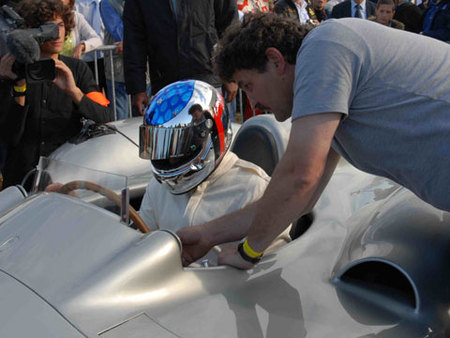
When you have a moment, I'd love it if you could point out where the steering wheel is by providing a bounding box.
[57,180,150,233]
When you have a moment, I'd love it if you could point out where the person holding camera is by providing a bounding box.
[0,0,113,189]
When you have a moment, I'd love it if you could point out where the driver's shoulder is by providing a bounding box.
[232,158,270,181]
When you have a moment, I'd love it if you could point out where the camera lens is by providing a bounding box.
[26,59,55,83]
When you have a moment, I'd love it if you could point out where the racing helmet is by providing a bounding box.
[139,80,232,194]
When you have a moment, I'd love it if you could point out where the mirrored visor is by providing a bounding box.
[139,124,204,160]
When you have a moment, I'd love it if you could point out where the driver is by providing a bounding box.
[139,80,290,264]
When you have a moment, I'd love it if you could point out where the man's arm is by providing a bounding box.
[177,201,261,266]
[0,54,25,107]
[303,146,340,214]
[73,13,102,58]
[218,112,341,269]
[54,59,113,123]
[0,54,29,146]
[53,59,84,104]
[178,112,341,266]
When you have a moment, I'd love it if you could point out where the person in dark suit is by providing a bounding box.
[123,0,238,116]
[331,0,376,18]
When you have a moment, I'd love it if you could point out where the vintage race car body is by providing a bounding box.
[0,116,448,337]
[47,117,152,205]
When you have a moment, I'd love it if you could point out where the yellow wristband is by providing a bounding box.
[243,238,263,258]
[13,83,26,93]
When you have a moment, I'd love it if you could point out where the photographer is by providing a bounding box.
[0,0,112,189]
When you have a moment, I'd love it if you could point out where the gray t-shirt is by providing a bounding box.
[292,18,450,211]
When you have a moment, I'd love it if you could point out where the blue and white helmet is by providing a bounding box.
[139,80,232,194]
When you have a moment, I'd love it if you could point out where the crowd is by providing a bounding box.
[0,0,449,268]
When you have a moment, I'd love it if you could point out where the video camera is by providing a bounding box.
[0,5,58,83]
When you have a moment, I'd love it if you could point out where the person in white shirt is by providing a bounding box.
[61,0,102,59]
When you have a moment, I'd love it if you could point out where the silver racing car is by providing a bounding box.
[0,115,448,337]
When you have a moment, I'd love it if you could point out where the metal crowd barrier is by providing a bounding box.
[85,45,132,121]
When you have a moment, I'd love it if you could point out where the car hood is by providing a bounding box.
[0,269,84,337]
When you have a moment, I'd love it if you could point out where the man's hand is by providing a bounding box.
[115,41,123,55]
[177,225,215,266]
[0,53,18,80]
[222,81,238,103]
[218,245,255,270]
[53,59,84,104]
[44,182,64,192]
[132,92,149,116]
[71,43,86,59]
[45,182,78,197]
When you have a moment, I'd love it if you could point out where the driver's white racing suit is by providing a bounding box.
[139,152,291,261]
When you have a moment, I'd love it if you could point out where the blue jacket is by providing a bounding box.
[422,0,450,42]
[100,0,123,42]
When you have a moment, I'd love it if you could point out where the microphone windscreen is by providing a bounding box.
[32,22,59,44]
[6,29,40,64]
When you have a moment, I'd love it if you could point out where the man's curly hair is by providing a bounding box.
[213,13,312,82]
[15,0,74,37]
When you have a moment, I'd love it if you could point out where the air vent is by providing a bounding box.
[290,212,314,240]
[339,260,417,309]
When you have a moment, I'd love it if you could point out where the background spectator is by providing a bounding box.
[331,0,376,18]
[324,0,343,16]
[238,0,272,12]
[100,0,151,119]
[100,0,128,120]
[74,0,107,95]
[123,0,239,116]
[421,0,450,42]
[60,0,102,60]
[419,0,429,10]
[311,0,329,21]
[75,0,102,38]
[237,0,272,121]
[275,0,318,24]
[393,0,423,33]
[369,0,405,28]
